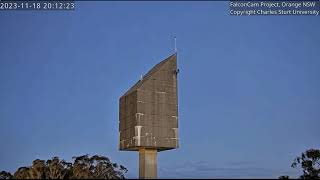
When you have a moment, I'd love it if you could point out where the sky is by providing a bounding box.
[0,1,320,179]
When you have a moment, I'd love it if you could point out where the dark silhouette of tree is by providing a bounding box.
[278,175,289,179]
[0,171,12,179]
[0,155,127,179]
[291,149,320,179]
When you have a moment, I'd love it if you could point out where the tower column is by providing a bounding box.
[139,148,157,179]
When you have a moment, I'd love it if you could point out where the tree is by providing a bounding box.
[45,157,70,179]
[291,149,320,179]
[0,155,127,179]
[278,175,289,179]
[70,155,127,179]
[0,171,12,179]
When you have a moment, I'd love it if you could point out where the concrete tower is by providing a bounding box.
[119,53,179,179]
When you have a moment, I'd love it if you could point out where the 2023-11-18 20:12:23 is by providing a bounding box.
[0,2,75,10]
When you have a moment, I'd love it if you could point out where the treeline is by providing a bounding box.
[0,154,127,179]
[1,149,319,179]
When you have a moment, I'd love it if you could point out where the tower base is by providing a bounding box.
[139,148,157,179]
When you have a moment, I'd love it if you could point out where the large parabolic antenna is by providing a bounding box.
[119,53,179,179]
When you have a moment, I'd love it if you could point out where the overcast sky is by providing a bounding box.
[0,1,319,178]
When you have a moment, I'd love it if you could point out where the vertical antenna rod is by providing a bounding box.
[174,36,177,53]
